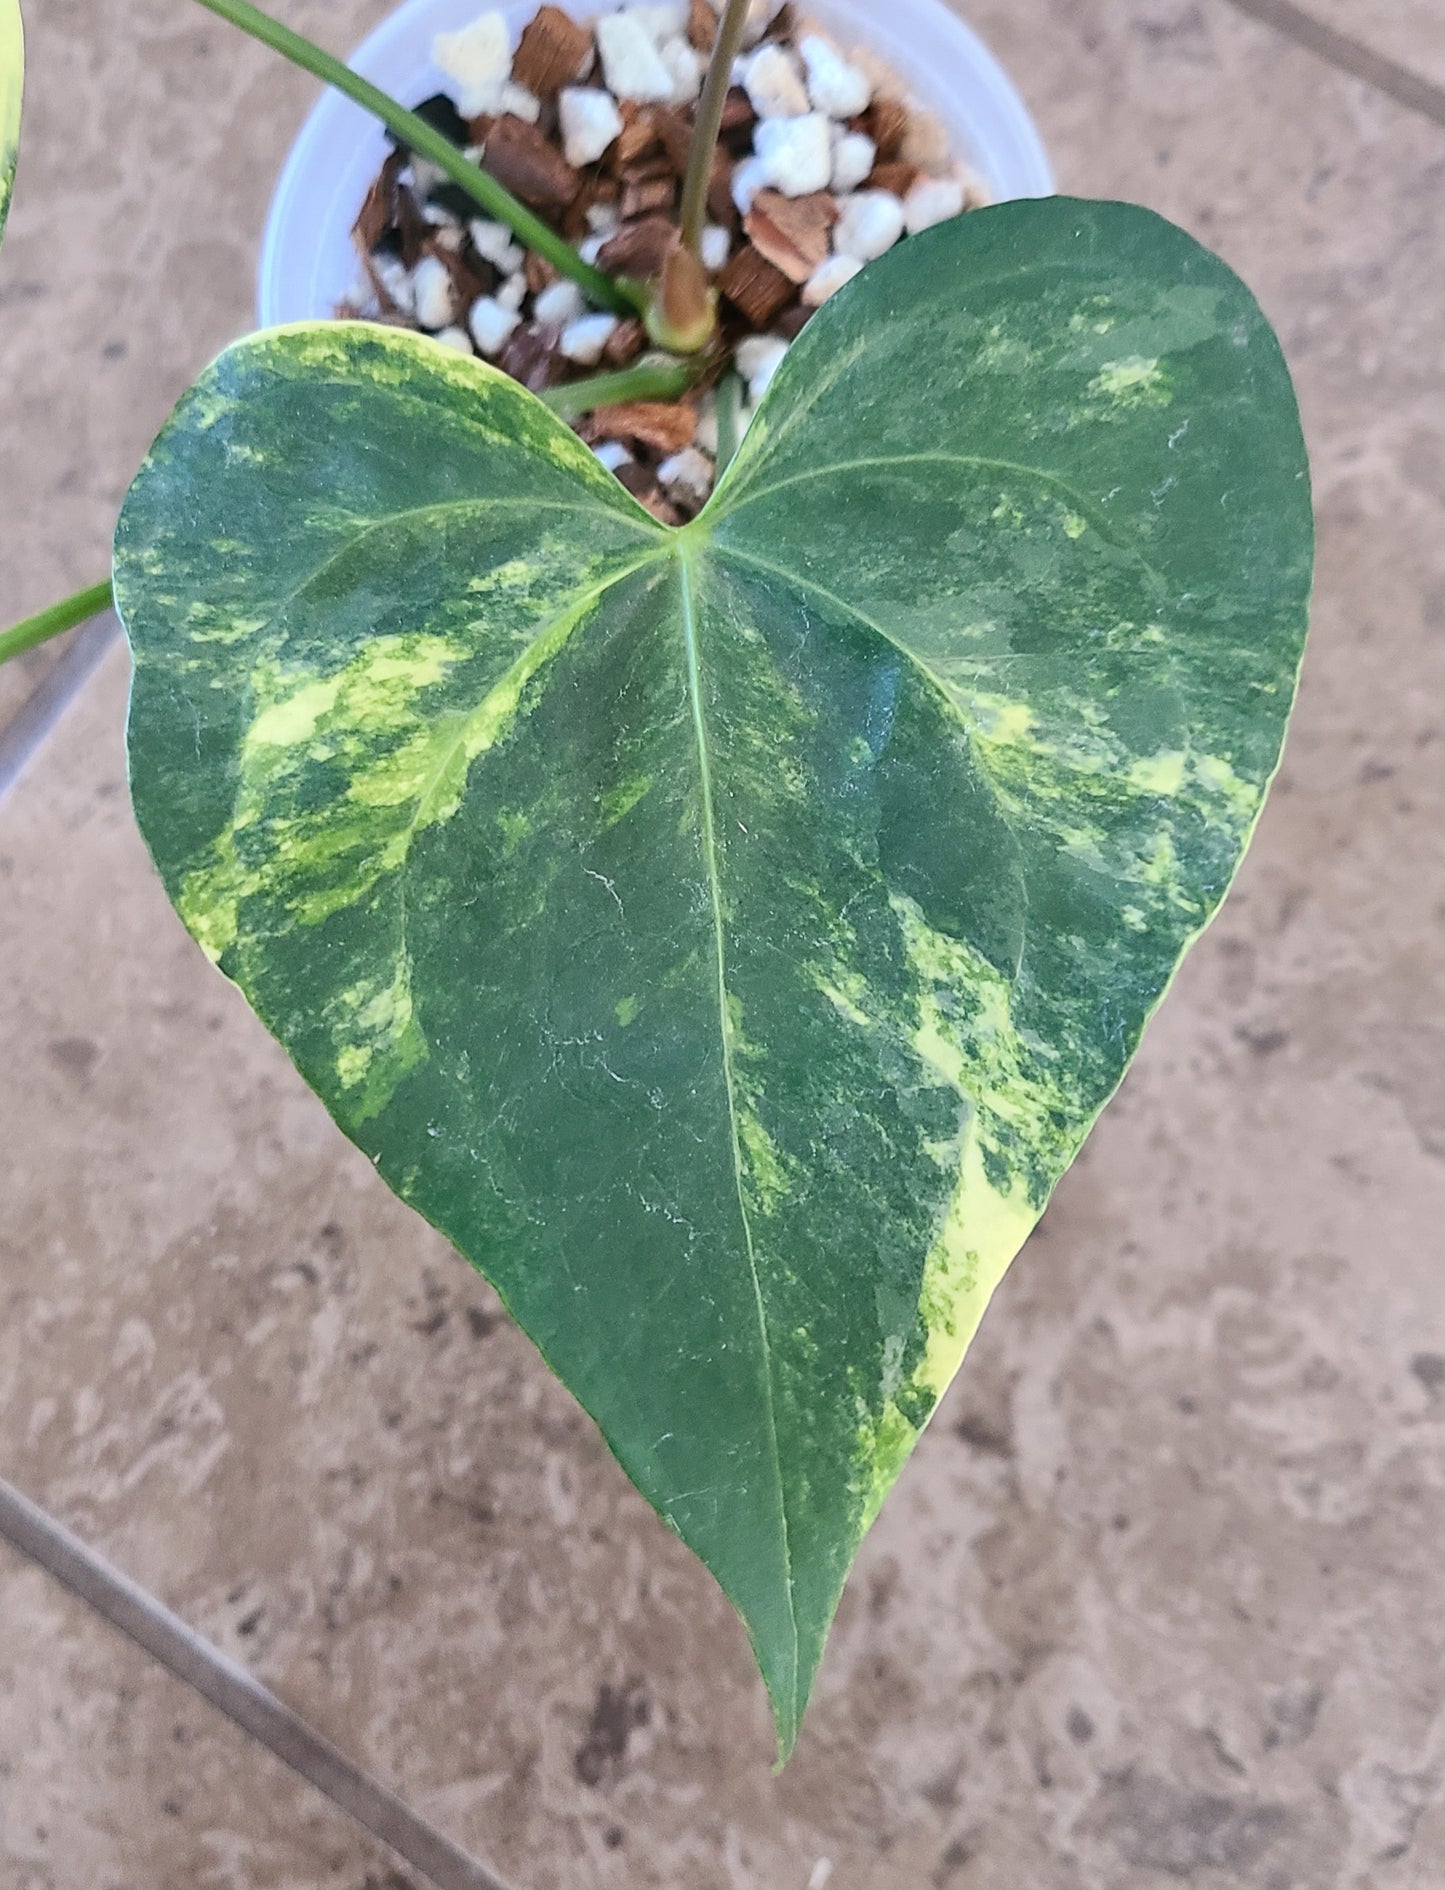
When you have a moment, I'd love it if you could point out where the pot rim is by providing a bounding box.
[258,0,1054,329]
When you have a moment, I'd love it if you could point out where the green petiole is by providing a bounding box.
[0,579,114,668]
[188,0,643,317]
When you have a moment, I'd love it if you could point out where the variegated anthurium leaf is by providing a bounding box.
[0,0,21,249]
[115,198,1311,1757]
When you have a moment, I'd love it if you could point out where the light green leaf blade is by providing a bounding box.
[0,0,21,249]
[114,200,1311,1757]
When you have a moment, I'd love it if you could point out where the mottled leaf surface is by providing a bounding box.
[0,0,21,249]
[115,200,1311,1755]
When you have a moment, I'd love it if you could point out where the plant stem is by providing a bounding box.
[0,580,114,668]
[187,0,640,316]
[540,356,701,420]
[680,0,752,257]
[714,371,743,473]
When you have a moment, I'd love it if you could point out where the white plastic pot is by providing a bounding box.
[257,0,1053,328]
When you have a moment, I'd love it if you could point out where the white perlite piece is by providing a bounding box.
[904,174,965,234]
[830,129,875,193]
[700,223,732,273]
[497,272,529,313]
[744,44,809,119]
[798,34,871,119]
[658,447,715,506]
[833,190,906,262]
[754,113,832,196]
[593,440,634,472]
[730,154,768,216]
[802,252,862,305]
[595,12,674,101]
[560,312,620,365]
[498,81,542,123]
[432,13,511,120]
[736,333,788,402]
[628,3,687,43]
[660,37,704,103]
[710,0,784,50]
[469,218,524,274]
[533,278,586,328]
[433,326,474,353]
[468,295,521,357]
[412,255,457,329]
[558,87,624,167]
[373,255,416,317]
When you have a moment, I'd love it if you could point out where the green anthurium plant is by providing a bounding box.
[0,0,1313,1759]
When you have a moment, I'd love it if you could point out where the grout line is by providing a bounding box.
[0,612,122,806]
[1221,0,1445,127]
[0,1474,520,1890]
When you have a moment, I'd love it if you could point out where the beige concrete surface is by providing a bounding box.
[2,1,1444,1887]
[0,1541,422,1889]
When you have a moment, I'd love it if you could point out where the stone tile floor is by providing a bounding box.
[1,1,1443,1885]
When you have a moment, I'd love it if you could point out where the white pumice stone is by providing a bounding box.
[798,33,871,118]
[694,398,719,455]
[412,254,458,329]
[468,218,525,274]
[423,199,459,228]
[374,256,416,316]
[744,44,809,119]
[829,128,876,193]
[577,232,608,265]
[593,440,634,472]
[596,12,674,101]
[558,87,625,166]
[497,271,529,312]
[736,333,788,402]
[660,36,703,102]
[658,446,716,505]
[560,312,620,365]
[730,154,769,216]
[498,81,542,123]
[699,223,732,272]
[434,325,474,353]
[711,0,784,50]
[904,173,965,234]
[801,251,863,305]
[432,12,512,119]
[585,200,621,236]
[754,113,833,196]
[468,295,521,357]
[833,189,906,261]
[407,158,447,199]
[533,278,586,327]
[627,3,688,45]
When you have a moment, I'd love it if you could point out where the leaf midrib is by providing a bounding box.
[675,537,801,1730]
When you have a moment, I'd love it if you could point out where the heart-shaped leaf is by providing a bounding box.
[115,199,1311,1755]
[0,0,21,249]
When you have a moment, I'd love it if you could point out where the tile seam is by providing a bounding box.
[1220,0,1445,128]
[0,613,121,807]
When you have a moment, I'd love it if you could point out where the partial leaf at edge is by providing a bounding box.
[114,201,1311,1759]
[0,0,21,249]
